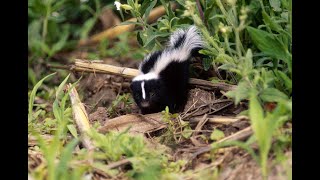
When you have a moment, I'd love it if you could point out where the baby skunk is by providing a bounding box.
[130,26,203,114]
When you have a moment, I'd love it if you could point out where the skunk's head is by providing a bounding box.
[130,78,165,113]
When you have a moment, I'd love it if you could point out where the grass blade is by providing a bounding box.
[28,72,56,122]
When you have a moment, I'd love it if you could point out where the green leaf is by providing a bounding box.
[244,49,253,72]
[56,73,70,101]
[164,0,175,19]
[33,109,43,119]
[269,0,282,12]
[246,26,289,62]
[262,11,283,33]
[202,58,213,71]
[28,68,37,86]
[210,129,225,141]
[199,49,215,56]
[181,125,192,139]
[143,0,157,22]
[49,26,70,57]
[56,138,79,179]
[67,124,78,138]
[53,100,62,122]
[51,0,67,12]
[80,17,97,40]
[248,89,265,152]
[275,70,292,93]
[143,31,170,48]
[260,88,288,103]
[40,42,51,55]
[225,80,250,104]
[28,72,56,122]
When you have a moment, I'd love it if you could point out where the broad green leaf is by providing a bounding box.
[210,129,225,141]
[260,88,288,103]
[246,26,289,62]
[28,72,56,122]
[143,31,170,48]
[269,0,282,12]
[225,80,250,104]
[248,89,265,154]
[29,0,47,16]
[28,21,42,43]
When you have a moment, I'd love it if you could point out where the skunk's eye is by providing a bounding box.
[150,92,155,97]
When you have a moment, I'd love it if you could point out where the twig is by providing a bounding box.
[46,64,70,70]
[105,159,131,169]
[189,78,236,91]
[195,0,205,24]
[97,113,167,134]
[48,60,237,92]
[193,114,208,137]
[191,126,253,159]
[181,99,233,119]
[189,115,249,124]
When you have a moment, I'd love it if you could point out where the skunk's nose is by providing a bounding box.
[140,101,150,108]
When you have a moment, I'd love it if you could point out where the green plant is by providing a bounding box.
[29,74,90,180]
[107,93,134,117]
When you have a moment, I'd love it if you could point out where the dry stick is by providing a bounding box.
[190,126,253,160]
[105,159,131,169]
[68,83,95,150]
[73,59,237,91]
[78,3,178,46]
[48,60,237,92]
[193,114,208,137]
[189,115,249,124]
[181,100,233,119]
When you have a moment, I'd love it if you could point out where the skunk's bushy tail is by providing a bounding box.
[141,26,204,75]
[168,25,203,55]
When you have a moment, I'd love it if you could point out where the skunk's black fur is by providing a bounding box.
[130,26,203,114]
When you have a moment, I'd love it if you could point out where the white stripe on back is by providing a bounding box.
[133,72,159,81]
[141,81,146,99]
